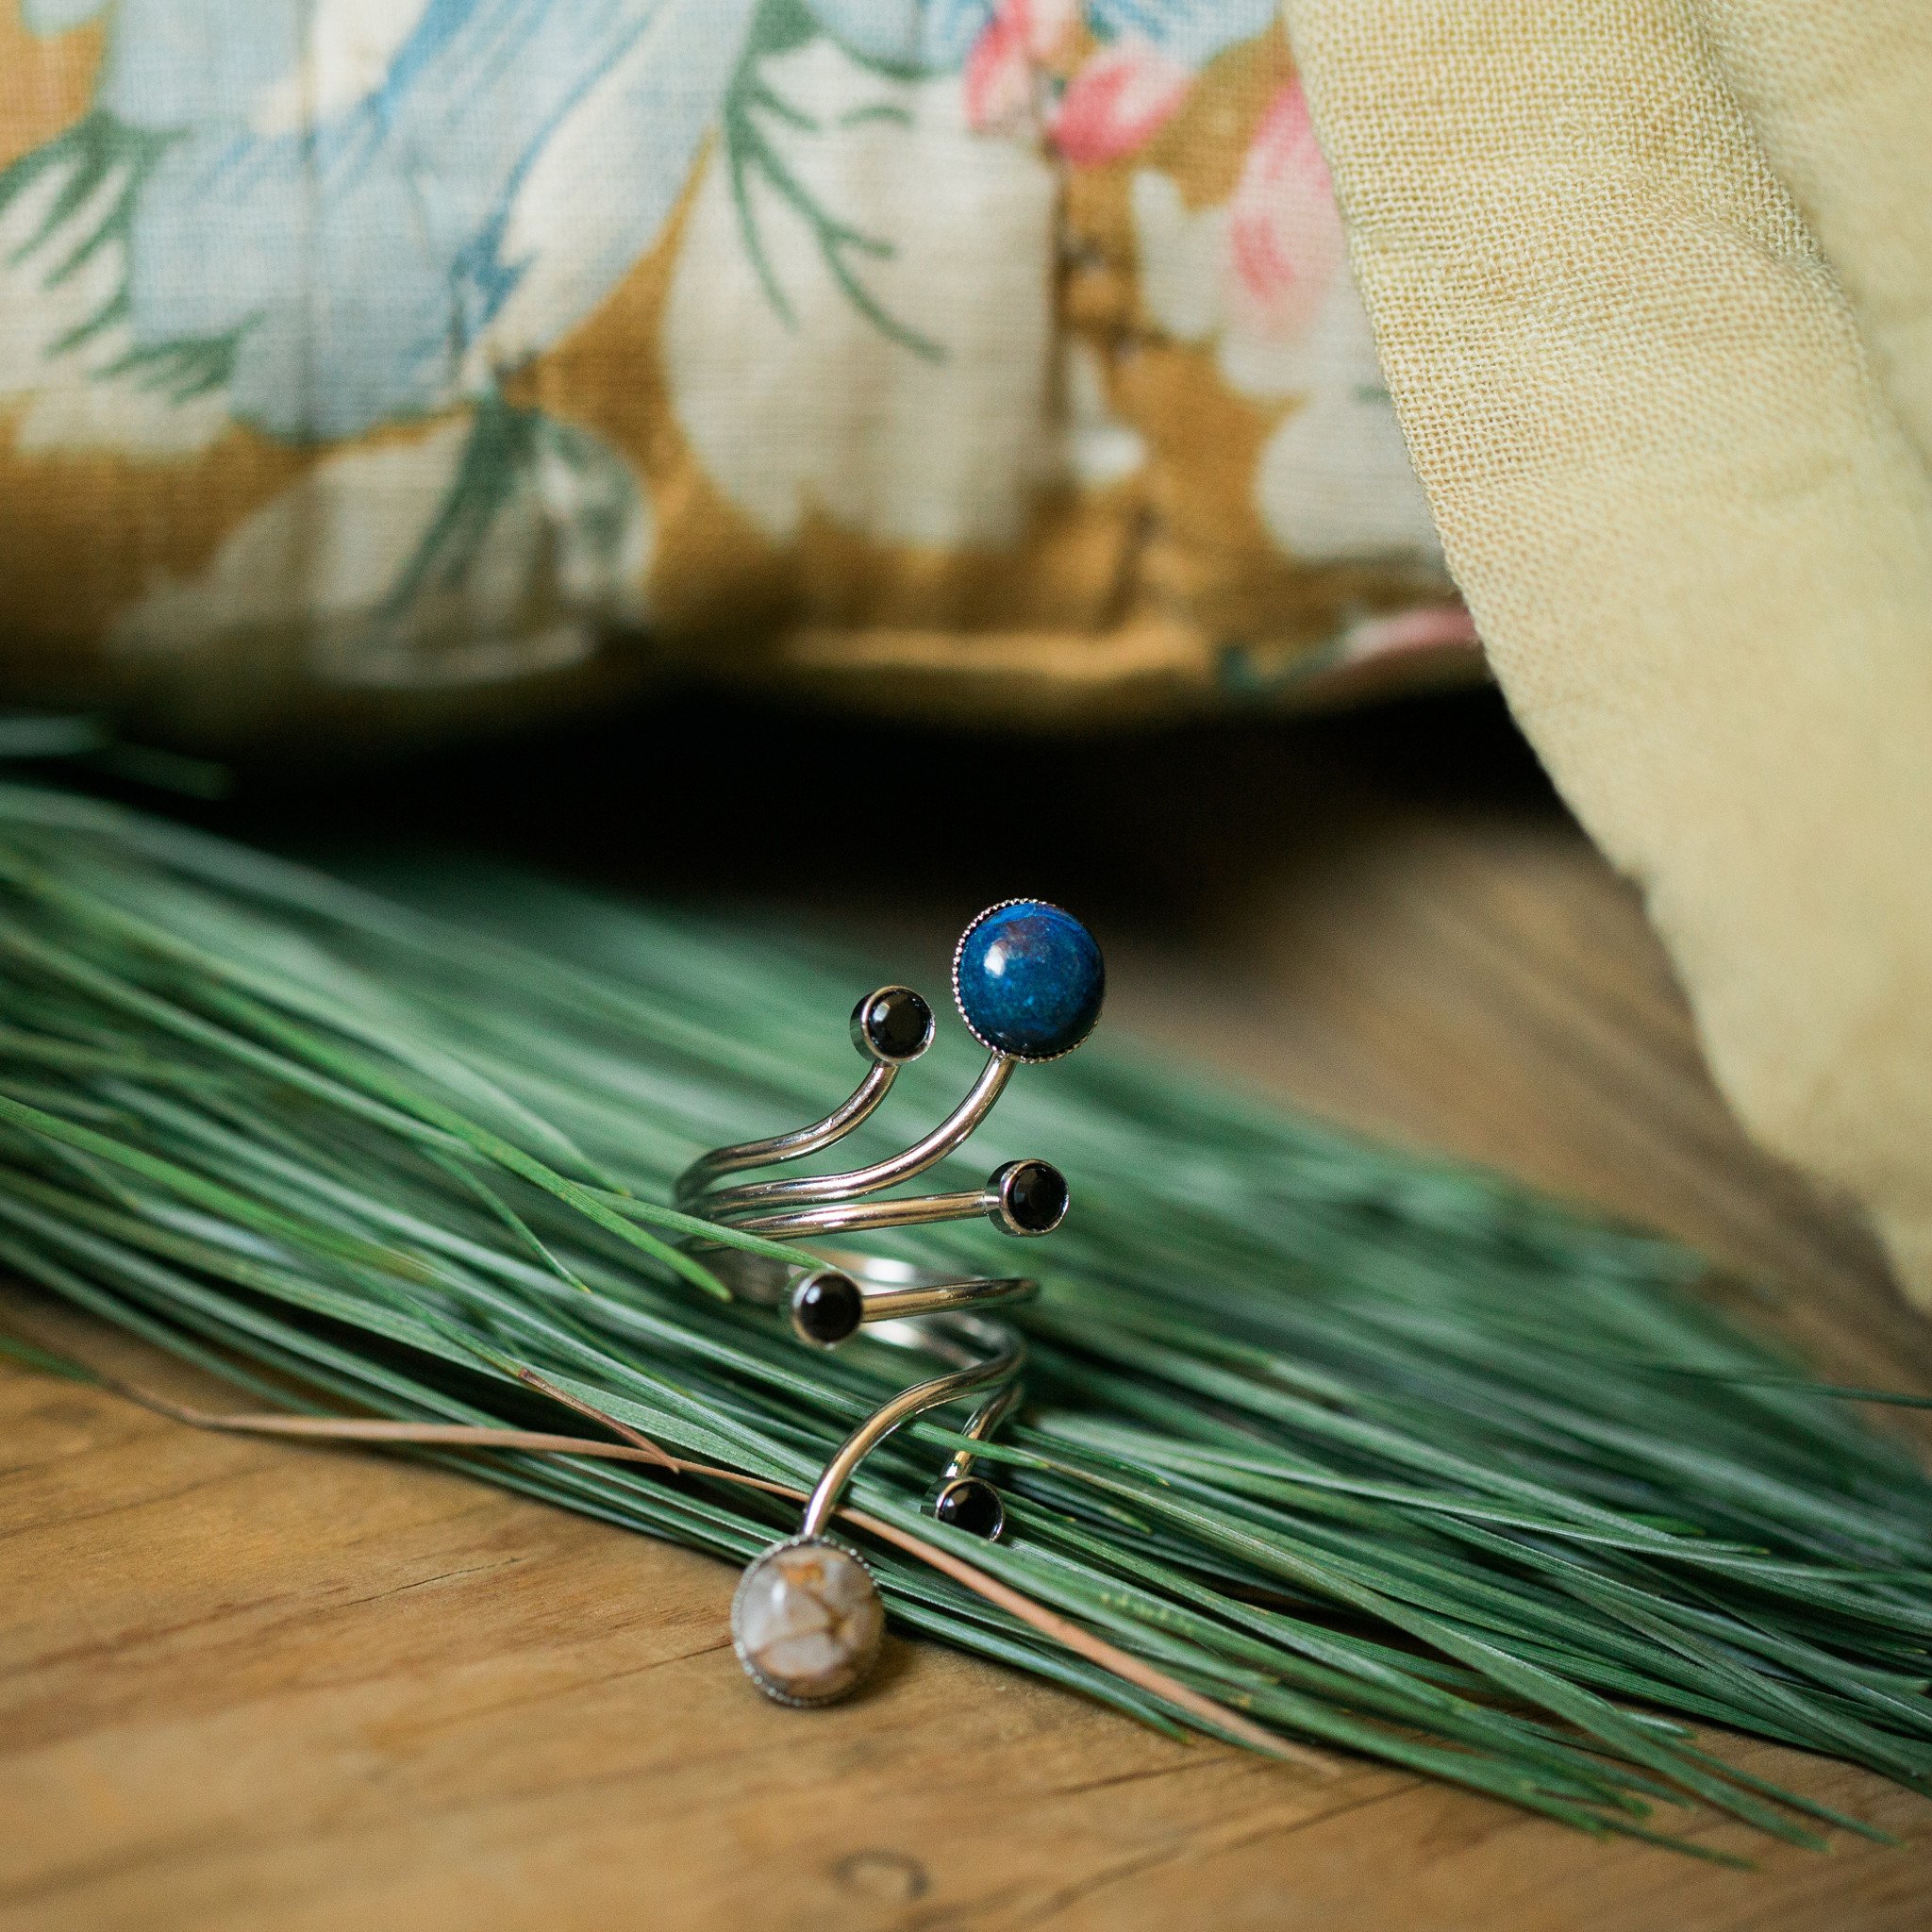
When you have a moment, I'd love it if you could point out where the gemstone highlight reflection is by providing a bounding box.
[952,901,1105,1062]
[853,986,933,1063]
[1002,1158,1070,1234]
[732,1538,884,1707]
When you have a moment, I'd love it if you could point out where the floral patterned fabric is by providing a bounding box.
[0,0,1475,750]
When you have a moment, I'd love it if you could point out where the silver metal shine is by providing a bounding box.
[678,907,1101,1707]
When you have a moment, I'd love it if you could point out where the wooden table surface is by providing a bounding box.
[4,695,1929,1931]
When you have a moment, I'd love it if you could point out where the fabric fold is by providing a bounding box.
[1284,0,1932,1301]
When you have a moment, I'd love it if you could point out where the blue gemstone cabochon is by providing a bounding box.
[953,902,1106,1062]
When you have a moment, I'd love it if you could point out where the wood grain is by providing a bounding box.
[2,696,1928,1931]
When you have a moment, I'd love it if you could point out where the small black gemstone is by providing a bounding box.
[1004,1160,1069,1234]
[934,1477,1005,1540]
[791,1270,863,1346]
[855,987,932,1062]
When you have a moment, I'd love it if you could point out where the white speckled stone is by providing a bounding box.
[732,1538,883,1706]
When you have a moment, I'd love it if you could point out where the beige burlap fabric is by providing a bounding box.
[1285,0,1932,1303]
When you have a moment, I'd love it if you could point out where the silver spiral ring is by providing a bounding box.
[678,900,1105,1707]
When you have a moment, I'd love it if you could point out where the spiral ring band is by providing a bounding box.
[679,902,1105,1707]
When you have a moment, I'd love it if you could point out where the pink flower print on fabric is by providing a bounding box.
[965,0,1078,135]
[1340,605,1481,667]
[1225,78,1347,342]
[1051,36,1193,165]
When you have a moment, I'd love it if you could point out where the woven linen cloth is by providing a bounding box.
[0,2,1474,750]
[1285,0,1932,1302]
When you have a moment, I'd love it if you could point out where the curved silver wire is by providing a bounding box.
[799,1310,1021,1538]
[709,1186,996,1241]
[677,990,1064,1547]
[675,1059,898,1199]
[682,1054,1013,1224]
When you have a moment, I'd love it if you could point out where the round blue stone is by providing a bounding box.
[953,902,1105,1061]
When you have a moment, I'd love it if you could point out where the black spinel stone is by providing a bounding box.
[1005,1160,1069,1234]
[858,988,932,1061]
[934,1477,1005,1540]
[791,1271,863,1346]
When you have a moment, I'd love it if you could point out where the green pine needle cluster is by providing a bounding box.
[1,779,1929,1858]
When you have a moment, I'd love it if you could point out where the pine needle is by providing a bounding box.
[1,777,1928,1857]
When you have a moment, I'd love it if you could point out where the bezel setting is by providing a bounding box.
[989,1158,1071,1237]
[730,1534,884,1708]
[789,1267,865,1349]
[849,985,935,1065]
[950,897,1106,1064]
[931,1474,1007,1541]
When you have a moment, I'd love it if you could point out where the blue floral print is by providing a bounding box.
[5,1,1285,441]
[12,0,754,439]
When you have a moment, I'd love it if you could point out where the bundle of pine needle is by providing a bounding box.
[1,777,1929,1860]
